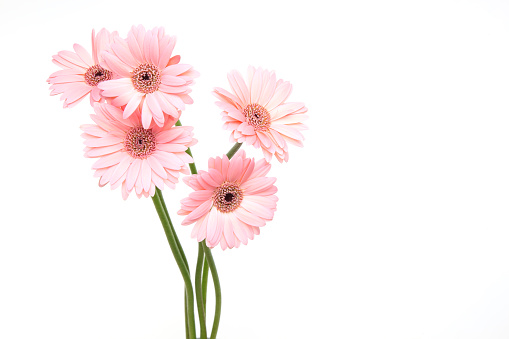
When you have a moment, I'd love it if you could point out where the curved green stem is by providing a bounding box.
[152,188,196,339]
[202,242,221,339]
[226,142,243,159]
[156,186,191,338]
[176,120,242,339]
[202,257,209,316]
[195,243,207,339]
[158,191,189,272]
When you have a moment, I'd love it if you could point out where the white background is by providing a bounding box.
[1,0,509,338]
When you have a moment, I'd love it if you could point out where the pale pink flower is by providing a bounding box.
[48,29,118,108]
[81,103,197,199]
[213,66,308,163]
[178,150,278,250]
[98,25,199,129]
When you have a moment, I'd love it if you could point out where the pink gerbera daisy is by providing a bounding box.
[178,150,278,250]
[81,103,197,199]
[98,25,199,129]
[213,66,308,163]
[48,28,118,108]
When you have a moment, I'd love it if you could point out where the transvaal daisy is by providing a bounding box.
[98,25,199,129]
[81,103,196,199]
[178,150,278,250]
[213,66,308,163]
[48,28,118,108]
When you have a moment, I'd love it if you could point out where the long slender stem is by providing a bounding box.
[202,257,209,317]
[176,121,243,339]
[202,242,221,339]
[158,190,190,272]
[152,188,196,339]
[157,187,191,339]
[185,290,189,339]
[226,142,243,159]
[195,243,207,339]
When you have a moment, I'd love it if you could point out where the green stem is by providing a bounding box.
[202,242,221,339]
[195,243,207,339]
[176,120,241,339]
[202,257,209,317]
[185,290,189,339]
[156,187,191,339]
[152,188,196,339]
[158,190,190,271]
[226,142,243,159]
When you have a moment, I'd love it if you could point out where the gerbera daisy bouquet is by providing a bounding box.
[48,25,308,339]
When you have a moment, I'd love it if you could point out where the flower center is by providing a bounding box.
[243,103,271,131]
[84,64,112,87]
[212,182,244,213]
[124,127,157,159]
[131,63,161,94]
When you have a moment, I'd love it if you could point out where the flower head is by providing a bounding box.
[48,28,118,108]
[178,150,278,250]
[81,103,197,199]
[213,66,308,163]
[98,25,199,129]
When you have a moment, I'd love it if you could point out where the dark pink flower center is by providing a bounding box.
[131,63,161,93]
[213,182,243,213]
[124,127,157,159]
[84,64,112,86]
[243,103,271,131]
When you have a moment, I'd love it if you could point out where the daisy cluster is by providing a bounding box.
[48,25,308,249]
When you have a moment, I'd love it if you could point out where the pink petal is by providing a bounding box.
[146,93,164,122]
[162,64,192,76]
[92,151,125,169]
[223,213,236,248]
[270,102,307,120]
[206,207,220,245]
[259,72,277,107]
[141,159,152,192]
[250,68,263,104]
[141,99,154,129]
[233,207,265,227]
[270,124,304,141]
[110,156,133,185]
[242,177,276,195]
[265,81,292,112]
[59,50,89,68]
[147,156,167,179]
[232,217,248,245]
[101,51,131,77]
[158,36,176,69]
[123,93,144,119]
[111,40,138,69]
[126,29,144,64]
[196,215,208,242]
[126,158,142,190]
[213,87,243,108]
[241,197,275,220]
[84,136,122,148]
[85,143,124,157]
[98,78,134,97]
[182,199,213,226]
[227,70,249,106]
